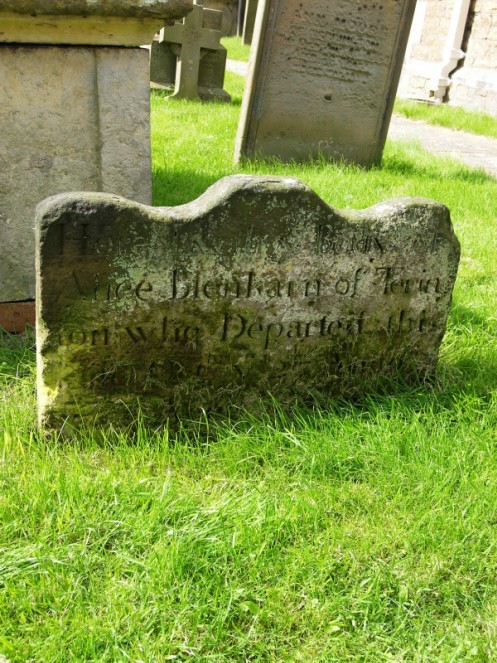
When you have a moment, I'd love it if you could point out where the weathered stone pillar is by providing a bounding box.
[0,0,192,321]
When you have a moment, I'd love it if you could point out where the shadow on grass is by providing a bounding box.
[382,150,496,184]
[0,327,36,379]
[152,88,243,111]
[152,167,222,207]
[450,301,495,330]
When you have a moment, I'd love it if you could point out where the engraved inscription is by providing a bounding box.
[36,176,459,430]
[280,2,397,85]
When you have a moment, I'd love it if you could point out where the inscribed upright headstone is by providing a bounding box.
[36,176,460,431]
[235,0,416,166]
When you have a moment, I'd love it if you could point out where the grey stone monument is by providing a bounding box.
[36,176,460,431]
[155,0,231,101]
[235,0,417,166]
[0,0,193,321]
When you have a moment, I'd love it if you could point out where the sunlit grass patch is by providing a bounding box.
[1,69,497,662]
[394,98,497,139]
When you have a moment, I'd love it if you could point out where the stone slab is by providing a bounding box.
[0,45,152,302]
[0,0,193,19]
[160,3,227,100]
[150,15,231,101]
[0,1,193,46]
[36,176,460,431]
[235,0,417,166]
[150,40,177,87]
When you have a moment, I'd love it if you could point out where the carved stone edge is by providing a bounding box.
[0,0,193,19]
[0,1,193,46]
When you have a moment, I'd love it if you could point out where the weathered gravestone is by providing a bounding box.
[0,0,193,315]
[235,0,417,166]
[153,0,231,101]
[242,0,259,45]
[36,176,460,431]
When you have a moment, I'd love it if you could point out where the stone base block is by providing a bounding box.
[0,301,35,333]
[0,45,152,302]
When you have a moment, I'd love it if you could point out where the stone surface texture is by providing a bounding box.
[202,0,238,36]
[36,176,460,431]
[0,0,193,18]
[0,46,151,302]
[0,1,193,46]
[235,0,416,166]
[0,301,35,333]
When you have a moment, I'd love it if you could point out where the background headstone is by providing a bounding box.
[150,38,178,88]
[242,0,258,45]
[157,1,231,101]
[36,175,460,431]
[0,0,193,313]
[235,0,417,166]
[150,4,231,102]
[202,0,239,36]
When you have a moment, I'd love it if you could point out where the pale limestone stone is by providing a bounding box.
[399,0,497,114]
[235,0,416,166]
[0,1,195,303]
[0,1,193,46]
[0,46,151,301]
[0,0,192,19]
[152,4,231,101]
[36,176,460,432]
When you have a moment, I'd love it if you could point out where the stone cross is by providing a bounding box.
[160,0,223,99]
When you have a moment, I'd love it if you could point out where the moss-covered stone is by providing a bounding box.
[36,175,460,431]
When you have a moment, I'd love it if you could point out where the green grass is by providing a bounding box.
[221,36,251,63]
[2,74,497,661]
[394,98,497,139]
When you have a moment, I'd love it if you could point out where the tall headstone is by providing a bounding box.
[0,0,193,318]
[36,176,460,431]
[235,0,417,166]
[242,0,259,45]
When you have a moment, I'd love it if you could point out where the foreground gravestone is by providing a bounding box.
[235,0,416,166]
[36,176,460,431]
[0,0,192,309]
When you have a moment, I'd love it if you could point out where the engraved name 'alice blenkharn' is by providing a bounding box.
[36,175,460,430]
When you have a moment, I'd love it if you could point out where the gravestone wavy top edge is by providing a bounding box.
[35,174,458,240]
[35,174,461,431]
